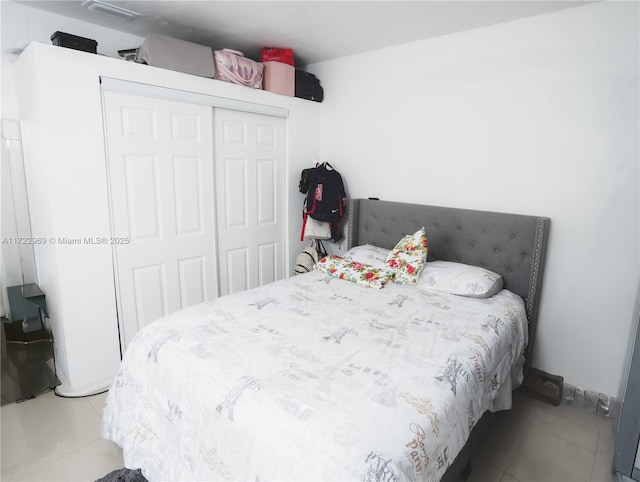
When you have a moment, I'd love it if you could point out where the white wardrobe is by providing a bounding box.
[103,90,285,349]
[14,42,320,396]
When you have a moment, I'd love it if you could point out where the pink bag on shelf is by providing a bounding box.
[214,49,264,89]
[263,61,294,96]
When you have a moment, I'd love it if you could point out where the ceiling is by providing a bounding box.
[16,1,592,65]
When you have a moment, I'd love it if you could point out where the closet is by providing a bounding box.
[13,42,320,396]
[103,91,285,349]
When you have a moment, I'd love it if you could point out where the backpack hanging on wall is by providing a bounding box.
[298,166,315,194]
[294,239,327,275]
[300,162,347,243]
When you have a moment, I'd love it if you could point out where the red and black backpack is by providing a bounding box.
[300,162,347,242]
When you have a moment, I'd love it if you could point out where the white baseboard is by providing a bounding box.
[53,365,110,398]
[562,382,615,417]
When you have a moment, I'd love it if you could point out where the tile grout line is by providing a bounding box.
[589,425,601,482]
[535,401,603,454]
[501,398,538,481]
[15,436,108,482]
[511,406,593,482]
[592,419,617,482]
[2,396,105,482]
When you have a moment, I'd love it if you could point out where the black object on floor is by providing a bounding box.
[1,318,60,405]
[2,283,60,405]
[521,367,563,406]
[96,468,147,482]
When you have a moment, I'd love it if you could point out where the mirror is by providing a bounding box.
[1,119,59,404]
[1,119,36,299]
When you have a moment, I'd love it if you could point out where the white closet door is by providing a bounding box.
[214,109,285,295]
[103,91,217,349]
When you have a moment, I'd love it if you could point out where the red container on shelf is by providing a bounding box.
[260,47,294,66]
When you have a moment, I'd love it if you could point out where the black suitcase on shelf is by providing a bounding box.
[50,31,97,54]
[295,70,324,102]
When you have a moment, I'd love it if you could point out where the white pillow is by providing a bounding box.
[343,244,391,270]
[418,261,503,298]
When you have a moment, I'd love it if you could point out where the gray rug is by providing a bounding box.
[96,468,147,482]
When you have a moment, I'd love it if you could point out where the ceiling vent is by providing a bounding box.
[81,0,140,21]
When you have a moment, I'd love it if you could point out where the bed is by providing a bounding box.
[101,198,550,482]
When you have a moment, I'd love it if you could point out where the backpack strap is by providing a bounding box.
[314,239,327,259]
[300,211,309,241]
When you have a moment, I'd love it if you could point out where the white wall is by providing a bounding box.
[1,1,146,120]
[308,2,639,399]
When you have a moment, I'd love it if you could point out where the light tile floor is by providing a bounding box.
[0,388,620,481]
[1,390,121,482]
[468,391,619,482]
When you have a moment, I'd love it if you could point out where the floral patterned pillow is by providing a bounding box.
[314,255,393,289]
[385,227,428,284]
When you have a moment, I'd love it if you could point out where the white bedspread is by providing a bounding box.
[102,271,527,482]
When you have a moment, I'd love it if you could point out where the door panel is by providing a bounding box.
[215,109,285,296]
[173,156,204,236]
[178,256,206,307]
[104,91,217,350]
[257,242,277,285]
[226,247,249,293]
[124,154,162,240]
[223,158,248,228]
[257,159,277,224]
[132,263,167,325]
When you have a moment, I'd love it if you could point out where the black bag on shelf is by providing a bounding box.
[50,31,97,54]
[295,70,324,102]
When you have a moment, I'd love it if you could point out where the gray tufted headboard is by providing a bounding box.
[347,199,550,374]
